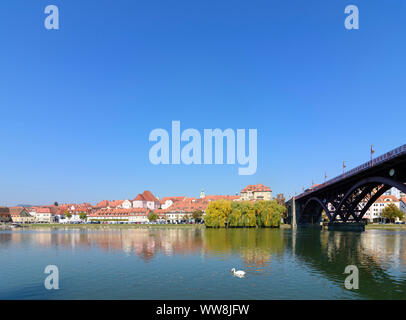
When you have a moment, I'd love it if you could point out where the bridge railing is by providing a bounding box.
[295,144,406,200]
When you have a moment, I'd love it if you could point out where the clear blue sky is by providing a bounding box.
[1,0,405,206]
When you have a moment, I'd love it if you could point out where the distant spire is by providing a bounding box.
[200,189,205,199]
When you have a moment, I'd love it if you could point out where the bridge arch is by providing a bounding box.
[333,176,406,222]
[301,197,332,223]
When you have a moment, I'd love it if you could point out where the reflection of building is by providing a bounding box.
[240,184,272,201]
[242,249,271,269]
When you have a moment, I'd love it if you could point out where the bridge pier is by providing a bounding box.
[323,222,365,232]
[291,197,297,229]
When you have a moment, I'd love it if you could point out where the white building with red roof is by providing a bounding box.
[133,190,160,210]
[160,201,207,223]
[88,208,150,223]
[362,195,406,223]
[160,196,187,209]
[9,207,35,224]
[34,207,56,223]
[240,184,272,201]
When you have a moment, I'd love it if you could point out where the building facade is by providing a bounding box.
[9,207,35,223]
[362,195,406,223]
[133,190,160,210]
[34,207,56,223]
[240,184,272,201]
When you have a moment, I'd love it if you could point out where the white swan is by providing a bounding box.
[231,268,246,277]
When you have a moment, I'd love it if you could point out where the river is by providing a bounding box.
[1,227,405,299]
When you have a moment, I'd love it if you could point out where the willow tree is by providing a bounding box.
[254,200,286,227]
[204,200,232,227]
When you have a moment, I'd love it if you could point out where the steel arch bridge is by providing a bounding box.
[286,144,406,225]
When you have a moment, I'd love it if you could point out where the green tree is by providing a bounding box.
[192,210,204,222]
[205,200,232,228]
[148,212,159,222]
[204,200,285,228]
[381,203,404,223]
[54,202,59,207]
[321,210,329,222]
[64,210,72,219]
[237,201,256,227]
[79,212,87,220]
[254,200,285,227]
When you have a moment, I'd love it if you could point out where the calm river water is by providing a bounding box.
[1,227,406,299]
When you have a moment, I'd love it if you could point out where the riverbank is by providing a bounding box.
[366,224,406,230]
[24,223,205,229]
[16,223,291,230]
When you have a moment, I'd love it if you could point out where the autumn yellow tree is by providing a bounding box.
[204,200,232,227]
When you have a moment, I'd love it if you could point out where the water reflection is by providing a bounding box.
[289,229,406,299]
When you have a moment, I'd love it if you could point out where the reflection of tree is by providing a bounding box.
[6,227,406,298]
[290,229,406,299]
[7,228,286,271]
[204,229,286,271]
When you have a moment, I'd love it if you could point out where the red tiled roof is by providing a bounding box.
[108,200,123,208]
[134,191,159,202]
[96,200,109,208]
[88,207,149,217]
[134,194,144,201]
[165,201,207,213]
[36,207,53,214]
[9,207,28,216]
[241,184,271,193]
[160,196,186,204]
[375,195,399,203]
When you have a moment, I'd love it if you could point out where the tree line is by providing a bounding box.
[204,200,286,228]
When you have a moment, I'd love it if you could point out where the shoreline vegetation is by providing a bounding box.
[3,223,406,230]
[23,223,205,229]
[204,200,286,228]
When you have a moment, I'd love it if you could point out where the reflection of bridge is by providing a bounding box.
[287,144,406,227]
[289,229,406,299]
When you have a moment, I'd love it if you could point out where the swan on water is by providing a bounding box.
[231,268,246,277]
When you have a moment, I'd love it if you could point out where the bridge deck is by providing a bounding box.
[295,144,406,200]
